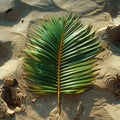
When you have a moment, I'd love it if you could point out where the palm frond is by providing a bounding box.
[24,14,101,114]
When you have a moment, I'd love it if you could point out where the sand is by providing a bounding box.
[0,0,120,120]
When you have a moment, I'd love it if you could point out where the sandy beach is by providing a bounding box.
[0,0,120,120]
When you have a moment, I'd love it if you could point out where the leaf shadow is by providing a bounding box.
[20,88,117,120]
[4,86,119,120]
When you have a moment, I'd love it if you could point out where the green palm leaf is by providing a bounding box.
[24,14,101,114]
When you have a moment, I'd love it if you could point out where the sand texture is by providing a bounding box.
[0,0,120,120]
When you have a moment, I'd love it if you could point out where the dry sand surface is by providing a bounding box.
[0,0,120,120]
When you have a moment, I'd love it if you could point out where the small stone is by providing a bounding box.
[6,108,14,115]
[14,107,22,113]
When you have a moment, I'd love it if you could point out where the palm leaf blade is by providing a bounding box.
[24,14,101,115]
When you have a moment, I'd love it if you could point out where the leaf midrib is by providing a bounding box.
[57,32,64,115]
